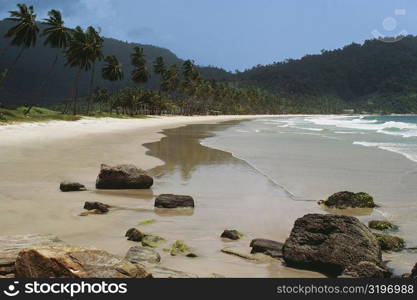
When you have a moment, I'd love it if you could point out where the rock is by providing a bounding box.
[96,164,153,189]
[282,214,382,276]
[410,263,417,278]
[340,261,391,278]
[221,230,242,240]
[0,234,64,277]
[250,238,283,258]
[221,247,257,261]
[125,228,144,242]
[59,182,86,192]
[84,201,110,214]
[141,235,166,248]
[186,253,198,258]
[168,240,191,256]
[322,191,375,208]
[125,246,161,264]
[154,194,194,208]
[15,246,151,278]
[144,265,197,278]
[374,233,405,251]
[368,220,394,231]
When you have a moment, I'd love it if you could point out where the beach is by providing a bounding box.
[1,115,416,277]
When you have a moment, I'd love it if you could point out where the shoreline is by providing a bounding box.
[1,114,319,278]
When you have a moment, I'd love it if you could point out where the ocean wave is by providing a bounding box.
[305,116,417,137]
[353,141,417,163]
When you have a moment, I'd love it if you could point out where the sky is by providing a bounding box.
[1,0,417,71]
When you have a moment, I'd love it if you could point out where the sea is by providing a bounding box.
[201,115,417,274]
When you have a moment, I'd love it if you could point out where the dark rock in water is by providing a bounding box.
[221,230,242,240]
[410,263,417,278]
[154,194,194,208]
[15,246,151,278]
[282,214,382,276]
[322,191,375,208]
[340,261,391,278]
[125,228,144,242]
[186,253,198,258]
[84,201,110,214]
[59,182,86,192]
[368,220,394,231]
[374,233,405,251]
[250,239,283,258]
[125,246,161,264]
[0,234,64,277]
[96,164,153,189]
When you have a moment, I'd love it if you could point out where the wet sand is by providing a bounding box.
[0,115,321,277]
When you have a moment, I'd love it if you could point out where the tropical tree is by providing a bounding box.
[102,55,124,113]
[3,4,39,74]
[65,26,94,115]
[85,26,104,114]
[131,47,150,85]
[25,9,72,115]
[153,56,166,76]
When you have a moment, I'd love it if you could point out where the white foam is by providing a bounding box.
[353,141,417,163]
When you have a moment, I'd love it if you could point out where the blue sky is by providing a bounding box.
[1,0,417,71]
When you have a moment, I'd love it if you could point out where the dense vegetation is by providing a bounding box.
[1,3,417,116]
[236,37,417,113]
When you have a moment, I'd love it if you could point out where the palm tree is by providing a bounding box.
[102,55,124,113]
[131,47,150,85]
[25,9,72,115]
[3,4,39,74]
[65,26,94,115]
[153,56,166,76]
[86,26,104,114]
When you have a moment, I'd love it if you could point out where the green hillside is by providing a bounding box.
[235,36,417,113]
[0,19,232,106]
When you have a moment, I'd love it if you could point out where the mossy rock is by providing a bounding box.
[167,240,191,256]
[323,191,375,208]
[368,220,393,231]
[374,233,405,251]
[138,219,156,226]
[141,235,166,248]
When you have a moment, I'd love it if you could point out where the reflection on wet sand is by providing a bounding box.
[142,121,324,277]
[144,122,241,180]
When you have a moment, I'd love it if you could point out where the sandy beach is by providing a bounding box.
[2,115,416,277]
[1,115,323,278]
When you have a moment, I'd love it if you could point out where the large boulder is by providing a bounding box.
[250,239,283,258]
[321,191,375,208]
[0,234,64,277]
[125,246,161,264]
[282,214,382,276]
[59,182,86,192]
[96,164,153,189]
[15,246,151,278]
[373,233,405,251]
[410,263,417,278]
[340,261,391,278]
[154,194,194,208]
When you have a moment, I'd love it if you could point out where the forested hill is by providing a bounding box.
[235,36,417,113]
[0,20,232,106]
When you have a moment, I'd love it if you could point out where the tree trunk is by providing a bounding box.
[1,48,25,87]
[86,63,96,115]
[73,69,82,115]
[25,53,60,115]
